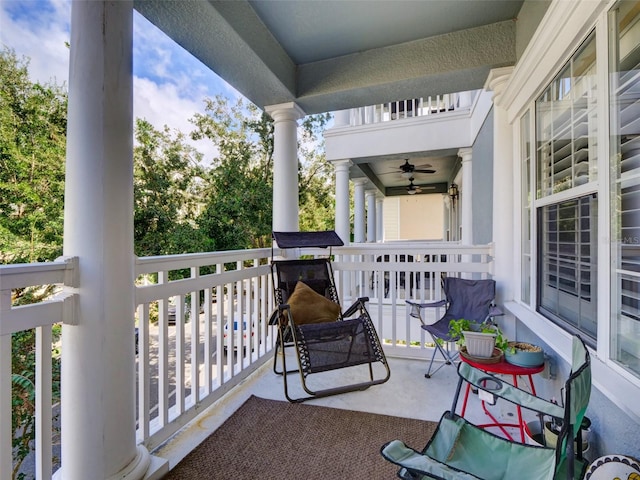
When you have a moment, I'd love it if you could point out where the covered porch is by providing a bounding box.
[2,0,640,478]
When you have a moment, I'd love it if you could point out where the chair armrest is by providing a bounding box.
[458,363,565,419]
[343,297,369,318]
[381,440,481,480]
[406,299,447,309]
[489,304,504,317]
[269,304,291,325]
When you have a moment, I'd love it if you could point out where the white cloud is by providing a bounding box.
[0,0,71,86]
[1,0,238,163]
[134,76,219,162]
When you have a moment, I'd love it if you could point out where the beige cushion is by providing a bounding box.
[286,281,340,325]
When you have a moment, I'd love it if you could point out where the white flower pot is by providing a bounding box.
[463,330,497,358]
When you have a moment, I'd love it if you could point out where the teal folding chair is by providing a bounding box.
[381,336,591,480]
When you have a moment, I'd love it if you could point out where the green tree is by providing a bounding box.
[0,48,67,264]
[133,119,212,257]
[192,96,274,250]
[298,113,334,231]
[193,97,335,250]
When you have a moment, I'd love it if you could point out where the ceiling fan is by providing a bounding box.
[393,159,436,178]
[406,177,422,195]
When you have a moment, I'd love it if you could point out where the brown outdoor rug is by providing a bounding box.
[163,395,438,479]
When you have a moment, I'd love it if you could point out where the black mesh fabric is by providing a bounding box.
[296,316,381,374]
[273,259,340,305]
[270,255,390,401]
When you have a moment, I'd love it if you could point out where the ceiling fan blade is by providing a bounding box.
[414,168,436,174]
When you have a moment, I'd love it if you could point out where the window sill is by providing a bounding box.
[505,300,640,424]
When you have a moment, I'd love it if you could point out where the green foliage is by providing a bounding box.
[298,113,334,231]
[0,48,67,264]
[448,318,511,352]
[448,318,474,346]
[133,119,213,257]
[192,96,275,250]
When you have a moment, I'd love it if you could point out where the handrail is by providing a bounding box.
[0,256,78,480]
[334,91,480,128]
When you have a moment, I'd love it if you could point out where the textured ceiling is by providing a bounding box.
[134,0,524,115]
[249,0,524,64]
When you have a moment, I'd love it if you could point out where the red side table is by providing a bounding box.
[459,354,544,442]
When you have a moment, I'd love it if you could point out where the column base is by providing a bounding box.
[52,446,168,480]
[106,445,153,480]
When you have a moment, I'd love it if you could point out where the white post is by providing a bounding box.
[62,2,152,478]
[265,102,305,233]
[459,148,473,245]
[376,195,384,242]
[353,179,367,243]
[487,67,515,305]
[366,189,377,243]
[333,160,352,244]
[333,109,350,127]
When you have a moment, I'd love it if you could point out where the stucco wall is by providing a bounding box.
[471,107,494,245]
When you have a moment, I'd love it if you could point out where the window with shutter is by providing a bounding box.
[533,33,598,342]
[610,0,640,377]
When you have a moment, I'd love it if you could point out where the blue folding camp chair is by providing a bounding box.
[381,335,592,480]
[407,277,502,378]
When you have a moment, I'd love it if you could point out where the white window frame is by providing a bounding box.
[507,0,640,423]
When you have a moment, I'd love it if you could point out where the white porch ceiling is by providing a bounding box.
[133,0,524,115]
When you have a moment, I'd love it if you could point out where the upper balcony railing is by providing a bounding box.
[333,91,479,128]
[0,241,493,479]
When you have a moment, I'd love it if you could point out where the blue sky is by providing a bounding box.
[0,0,242,160]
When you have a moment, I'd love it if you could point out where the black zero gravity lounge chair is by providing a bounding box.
[270,231,390,403]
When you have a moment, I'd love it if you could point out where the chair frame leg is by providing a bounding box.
[277,317,391,403]
[425,340,459,378]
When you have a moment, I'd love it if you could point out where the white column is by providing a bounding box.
[353,179,366,243]
[487,67,515,305]
[376,195,384,242]
[458,148,473,245]
[333,160,352,244]
[62,2,152,479]
[366,190,377,243]
[265,102,305,233]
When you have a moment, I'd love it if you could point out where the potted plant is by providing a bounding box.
[449,319,507,359]
[504,341,545,367]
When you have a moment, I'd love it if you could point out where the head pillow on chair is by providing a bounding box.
[286,281,340,325]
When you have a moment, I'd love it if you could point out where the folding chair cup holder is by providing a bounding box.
[270,231,390,403]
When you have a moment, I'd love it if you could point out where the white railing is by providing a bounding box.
[134,248,277,450]
[329,242,493,358]
[0,257,78,480]
[0,241,493,479]
[342,91,478,127]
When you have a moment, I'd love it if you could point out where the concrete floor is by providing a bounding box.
[154,353,541,472]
